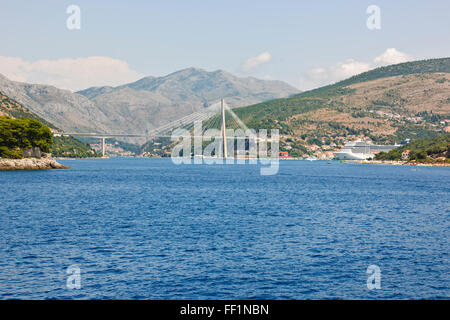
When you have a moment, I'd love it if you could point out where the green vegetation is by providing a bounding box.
[296,57,450,98]
[1,92,100,158]
[141,137,173,157]
[375,134,450,162]
[204,58,450,130]
[197,57,450,156]
[387,124,440,143]
[0,92,58,129]
[415,110,446,124]
[109,139,140,154]
[52,135,100,158]
[0,116,52,159]
[203,96,329,134]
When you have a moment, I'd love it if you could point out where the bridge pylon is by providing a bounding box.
[221,98,228,159]
[101,137,106,157]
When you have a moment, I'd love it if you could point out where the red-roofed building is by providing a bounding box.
[279,151,290,158]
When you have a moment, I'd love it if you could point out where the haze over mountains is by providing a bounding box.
[0,68,299,134]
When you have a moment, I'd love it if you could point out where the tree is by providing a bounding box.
[0,116,52,158]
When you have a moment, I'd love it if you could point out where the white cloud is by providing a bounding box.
[0,56,144,91]
[241,52,272,73]
[373,48,412,66]
[262,74,276,80]
[299,48,413,91]
[299,59,371,90]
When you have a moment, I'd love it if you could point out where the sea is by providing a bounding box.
[0,158,449,299]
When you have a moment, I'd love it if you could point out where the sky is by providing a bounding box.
[0,0,449,91]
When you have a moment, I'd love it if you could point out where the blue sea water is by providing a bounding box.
[0,158,449,299]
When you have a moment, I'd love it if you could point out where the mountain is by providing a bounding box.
[0,74,111,133]
[0,91,57,129]
[196,58,450,157]
[0,68,299,137]
[0,91,99,158]
[305,57,450,94]
[76,68,299,133]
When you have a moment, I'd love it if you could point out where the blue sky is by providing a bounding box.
[0,0,449,91]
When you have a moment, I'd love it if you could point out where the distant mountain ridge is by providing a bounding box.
[76,68,299,134]
[0,73,111,133]
[78,68,297,101]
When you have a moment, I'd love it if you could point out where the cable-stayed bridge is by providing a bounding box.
[62,99,248,156]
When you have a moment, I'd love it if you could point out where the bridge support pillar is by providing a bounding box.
[221,98,227,159]
[101,137,106,157]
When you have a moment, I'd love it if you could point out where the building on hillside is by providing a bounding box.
[279,151,290,158]
[307,144,320,151]
[323,151,335,159]
[402,150,411,160]
[50,128,62,137]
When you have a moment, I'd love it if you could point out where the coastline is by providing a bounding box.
[360,160,450,167]
[0,158,70,171]
[55,156,109,160]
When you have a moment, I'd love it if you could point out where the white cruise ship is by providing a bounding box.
[334,140,401,160]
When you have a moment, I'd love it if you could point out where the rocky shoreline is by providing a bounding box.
[361,160,450,167]
[0,158,70,170]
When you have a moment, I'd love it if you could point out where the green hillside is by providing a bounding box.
[233,57,450,125]
[297,57,450,98]
[0,92,57,129]
[52,135,100,158]
[196,57,450,157]
[375,134,450,162]
[0,116,52,158]
[0,92,99,158]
